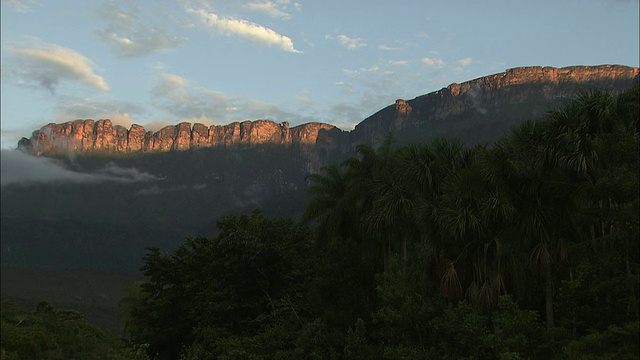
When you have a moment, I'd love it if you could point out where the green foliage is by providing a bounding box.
[563,322,640,359]
[122,210,315,360]
[343,318,375,360]
[119,85,640,360]
[488,296,545,358]
[0,301,148,360]
[371,253,446,355]
[429,301,492,359]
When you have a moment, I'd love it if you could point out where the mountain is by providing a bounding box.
[3,64,639,273]
[350,64,639,147]
[19,119,338,158]
[18,65,639,160]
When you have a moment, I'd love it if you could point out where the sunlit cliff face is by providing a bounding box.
[19,119,338,156]
[17,65,640,159]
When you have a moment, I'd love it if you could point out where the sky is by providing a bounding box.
[1,0,639,150]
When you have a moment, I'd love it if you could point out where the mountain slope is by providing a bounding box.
[3,64,639,273]
[18,65,639,161]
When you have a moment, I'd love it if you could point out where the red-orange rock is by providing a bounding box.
[16,65,639,157]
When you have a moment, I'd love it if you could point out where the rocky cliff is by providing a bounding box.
[349,65,639,147]
[17,65,639,157]
[17,119,339,156]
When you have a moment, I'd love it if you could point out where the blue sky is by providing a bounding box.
[1,0,638,149]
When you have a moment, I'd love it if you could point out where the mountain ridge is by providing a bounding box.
[16,64,639,159]
[3,64,639,274]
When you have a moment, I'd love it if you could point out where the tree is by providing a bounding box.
[304,163,355,240]
[1,301,149,360]
[122,210,314,360]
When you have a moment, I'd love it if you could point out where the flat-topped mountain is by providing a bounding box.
[349,64,639,147]
[3,64,638,275]
[18,119,339,156]
[17,65,639,159]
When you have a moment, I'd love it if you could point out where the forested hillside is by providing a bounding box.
[2,84,638,360]
[96,84,640,359]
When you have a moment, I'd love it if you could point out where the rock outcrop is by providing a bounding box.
[18,119,341,156]
[17,65,639,157]
[348,65,639,147]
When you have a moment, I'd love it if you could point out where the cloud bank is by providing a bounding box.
[94,3,186,58]
[6,38,109,93]
[150,70,314,125]
[1,150,160,186]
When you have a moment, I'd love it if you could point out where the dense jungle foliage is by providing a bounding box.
[2,84,638,359]
[0,301,148,360]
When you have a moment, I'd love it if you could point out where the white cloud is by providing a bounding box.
[244,0,298,19]
[7,38,109,93]
[94,3,186,58]
[188,8,300,53]
[335,81,354,95]
[421,57,446,67]
[452,57,474,73]
[151,73,191,102]
[390,60,409,66]
[2,0,37,12]
[54,95,146,128]
[0,150,159,186]
[327,34,366,49]
[294,96,320,105]
[378,44,402,51]
[457,57,473,66]
[149,70,310,125]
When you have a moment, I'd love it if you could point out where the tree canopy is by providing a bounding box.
[115,84,639,359]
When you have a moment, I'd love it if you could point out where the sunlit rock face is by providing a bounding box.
[17,65,639,157]
[348,65,639,148]
[19,119,340,156]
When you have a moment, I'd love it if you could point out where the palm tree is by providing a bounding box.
[304,163,355,241]
[363,149,416,273]
[432,155,520,312]
[501,119,563,329]
[347,136,406,273]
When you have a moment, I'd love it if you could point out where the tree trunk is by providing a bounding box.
[544,261,555,329]
[401,236,407,274]
[384,239,392,273]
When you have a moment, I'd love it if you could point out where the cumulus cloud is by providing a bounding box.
[138,120,175,132]
[6,38,109,93]
[326,34,366,49]
[151,73,191,102]
[389,60,409,66]
[378,44,402,51]
[334,58,458,130]
[54,96,146,127]
[0,150,160,186]
[243,0,300,19]
[453,57,473,73]
[421,57,446,67]
[94,3,186,58]
[150,70,311,125]
[457,57,473,66]
[188,7,300,53]
[328,103,363,131]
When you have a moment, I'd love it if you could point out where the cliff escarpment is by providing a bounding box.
[18,119,341,157]
[17,65,639,158]
[349,65,639,147]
